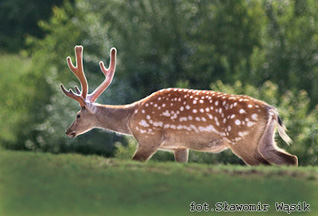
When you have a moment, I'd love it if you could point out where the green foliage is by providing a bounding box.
[114,137,137,160]
[1,0,318,165]
[253,0,318,106]
[0,53,31,145]
[3,1,122,155]
[0,0,64,52]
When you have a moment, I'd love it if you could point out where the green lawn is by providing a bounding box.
[0,150,317,216]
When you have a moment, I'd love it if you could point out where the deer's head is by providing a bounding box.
[60,45,116,137]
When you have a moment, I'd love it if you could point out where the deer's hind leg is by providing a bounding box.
[174,149,189,163]
[257,118,298,166]
[228,127,271,166]
[230,142,270,166]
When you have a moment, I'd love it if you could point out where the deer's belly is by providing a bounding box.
[159,132,228,152]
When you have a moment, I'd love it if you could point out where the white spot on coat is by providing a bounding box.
[235,119,241,125]
[251,114,258,120]
[207,114,213,119]
[238,131,249,137]
[162,110,170,117]
[179,117,187,122]
[139,120,149,127]
[247,121,255,127]
[239,109,246,114]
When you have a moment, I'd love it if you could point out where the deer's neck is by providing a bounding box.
[94,103,138,135]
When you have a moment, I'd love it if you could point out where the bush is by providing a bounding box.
[2,0,317,166]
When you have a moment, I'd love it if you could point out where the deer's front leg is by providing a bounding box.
[174,149,189,163]
[132,141,160,162]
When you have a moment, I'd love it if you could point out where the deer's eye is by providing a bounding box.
[77,114,81,119]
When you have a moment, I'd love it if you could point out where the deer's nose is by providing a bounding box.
[66,129,76,137]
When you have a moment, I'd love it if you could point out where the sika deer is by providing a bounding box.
[61,45,298,166]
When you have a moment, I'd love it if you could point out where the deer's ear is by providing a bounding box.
[84,102,97,114]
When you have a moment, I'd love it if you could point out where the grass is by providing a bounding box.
[0,150,317,216]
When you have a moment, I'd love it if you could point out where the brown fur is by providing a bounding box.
[66,88,297,166]
[62,46,297,166]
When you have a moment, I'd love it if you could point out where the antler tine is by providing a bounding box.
[66,45,88,99]
[74,86,81,94]
[60,84,85,107]
[87,48,117,102]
